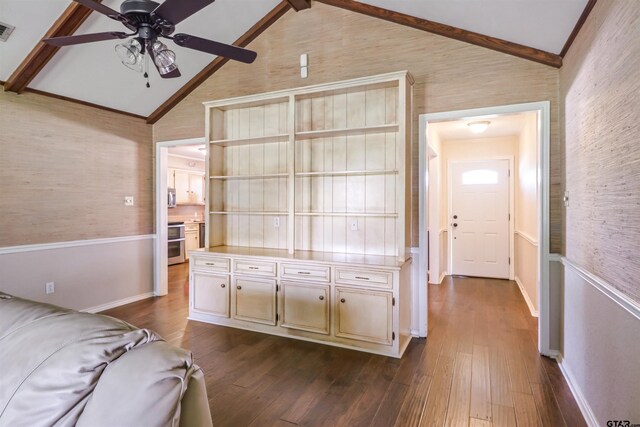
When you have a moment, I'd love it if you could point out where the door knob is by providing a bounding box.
[340,298,346,303]
[453,215,458,219]
[237,285,242,290]
[453,223,458,227]
[220,284,226,288]
[319,295,324,300]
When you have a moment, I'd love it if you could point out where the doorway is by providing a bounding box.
[154,137,206,297]
[418,101,553,356]
[450,158,511,279]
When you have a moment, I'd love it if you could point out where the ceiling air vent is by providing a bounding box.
[0,22,15,42]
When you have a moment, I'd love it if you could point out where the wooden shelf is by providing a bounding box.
[210,173,288,180]
[210,134,289,147]
[295,212,398,218]
[210,211,288,216]
[295,170,398,177]
[295,124,398,140]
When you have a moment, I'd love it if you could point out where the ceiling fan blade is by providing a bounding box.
[74,0,128,22]
[43,31,130,47]
[147,47,182,79]
[173,34,257,64]
[152,0,216,25]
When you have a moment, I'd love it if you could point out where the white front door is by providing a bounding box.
[450,159,510,279]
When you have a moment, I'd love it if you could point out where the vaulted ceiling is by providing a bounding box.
[0,0,592,122]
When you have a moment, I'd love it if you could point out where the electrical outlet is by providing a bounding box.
[350,219,358,231]
[45,282,55,294]
[273,217,280,228]
[124,196,134,206]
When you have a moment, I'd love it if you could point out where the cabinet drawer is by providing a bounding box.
[280,263,330,282]
[234,259,277,277]
[185,223,200,232]
[335,268,393,288]
[193,256,230,272]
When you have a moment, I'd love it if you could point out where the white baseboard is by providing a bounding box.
[515,276,539,317]
[81,292,155,314]
[556,354,599,427]
[438,271,447,284]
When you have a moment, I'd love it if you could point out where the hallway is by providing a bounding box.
[102,270,584,426]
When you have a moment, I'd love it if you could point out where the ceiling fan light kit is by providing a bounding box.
[42,0,258,86]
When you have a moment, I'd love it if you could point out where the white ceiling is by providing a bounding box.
[1,0,587,118]
[168,144,205,159]
[429,112,534,141]
[1,0,279,116]
[357,0,587,54]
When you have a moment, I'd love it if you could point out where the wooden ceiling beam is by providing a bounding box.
[286,0,311,12]
[146,1,292,124]
[316,0,563,68]
[3,1,102,93]
[560,0,597,57]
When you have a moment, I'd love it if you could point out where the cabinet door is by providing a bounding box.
[335,288,393,345]
[233,277,277,325]
[192,272,229,318]
[281,282,329,334]
[185,230,199,260]
[189,173,204,204]
[175,170,190,204]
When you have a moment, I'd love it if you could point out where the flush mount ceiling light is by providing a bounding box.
[467,121,491,133]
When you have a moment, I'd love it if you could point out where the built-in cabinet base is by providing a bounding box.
[189,247,412,358]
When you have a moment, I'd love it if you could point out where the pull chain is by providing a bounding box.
[144,50,150,88]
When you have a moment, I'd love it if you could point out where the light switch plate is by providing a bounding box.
[563,191,570,207]
[273,217,280,228]
[350,219,358,231]
[45,282,55,294]
[301,66,308,78]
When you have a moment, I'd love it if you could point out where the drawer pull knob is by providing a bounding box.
[298,271,311,275]
[355,276,370,280]
[340,298,346,303]
[220,284,226,288]
[319,295,324,300]
[237,285,242,290]
[248,266,258,270]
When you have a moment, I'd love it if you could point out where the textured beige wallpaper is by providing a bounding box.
[154,2,561,251]
[0,90,153,247]
[561,0,640,303]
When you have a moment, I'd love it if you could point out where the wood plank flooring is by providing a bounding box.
[102,266,585,427]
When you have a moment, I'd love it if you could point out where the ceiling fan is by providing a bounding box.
[42,0,257,85]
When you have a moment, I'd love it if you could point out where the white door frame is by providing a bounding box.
[154,137,206,296]
[419,101,552,356]
[447,157,515,280]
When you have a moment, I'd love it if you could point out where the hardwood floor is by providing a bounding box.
[102,265,585,427]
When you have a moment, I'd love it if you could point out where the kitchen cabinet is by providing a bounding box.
[169,168,205,205]
[185,223,200,260]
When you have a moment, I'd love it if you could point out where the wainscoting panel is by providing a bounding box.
[560,258,640,426]
[514,231,538,316]
[0,236,154,311]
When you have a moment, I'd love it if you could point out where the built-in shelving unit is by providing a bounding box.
[194,71,415,358]
[203,71,412,259]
